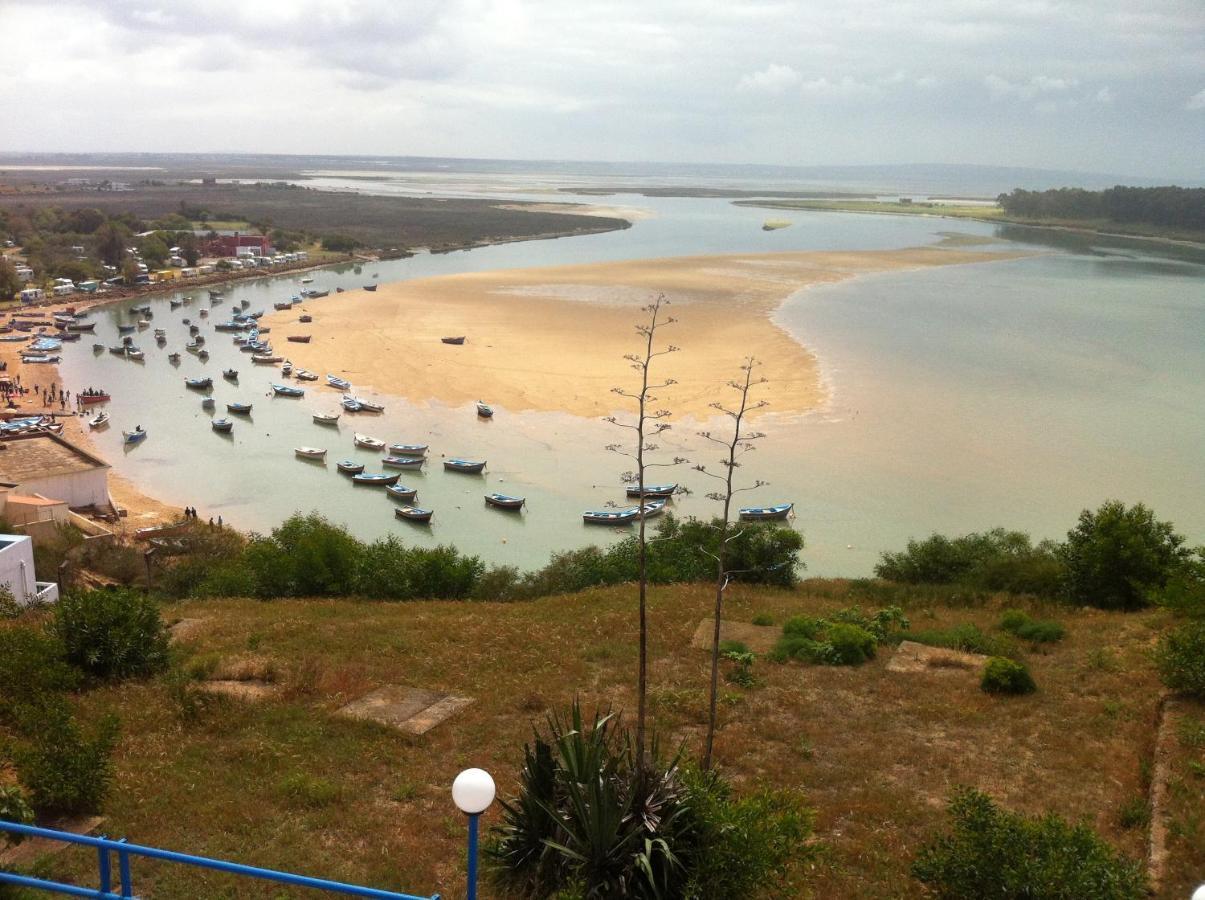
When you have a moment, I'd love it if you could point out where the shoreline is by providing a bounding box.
[262,245,1033,421]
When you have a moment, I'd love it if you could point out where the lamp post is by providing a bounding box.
[452,768,495,900]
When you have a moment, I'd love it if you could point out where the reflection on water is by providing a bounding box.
[56,194,1204,576]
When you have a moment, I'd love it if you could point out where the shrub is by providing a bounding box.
[1154,620,1205,698]
[244,513,363,597]
[472,565,524,601]
[1062,500,1189,610]
[875,528,1063,595]
[12,696,119,815]
[680,768,812,899]
[981,657,1036,695]
[773,608,901,666]
[999,609,1066,643]
[751,613,774,626]
[0,626,78,724]
[721,647,756,687]
[826,623,877,665]
[52,588,170,680]
[0,786,34,846]
[320,233,360,252]
[912,788,1147,898]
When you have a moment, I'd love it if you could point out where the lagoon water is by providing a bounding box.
[57,185,1205,576]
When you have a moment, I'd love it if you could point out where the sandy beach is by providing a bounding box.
[262,246,1028,421]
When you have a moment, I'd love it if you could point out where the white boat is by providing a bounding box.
[312,413,340,425]
[294,447,327,460]
[88,411,109,429]
[354,433,386,450]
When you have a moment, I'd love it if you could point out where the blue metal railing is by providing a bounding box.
[0,820,439,899]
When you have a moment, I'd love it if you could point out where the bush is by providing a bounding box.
[773,607,904,666]
[1062,500,1189,610]
[981,657,1036,695]
[52,588,170,680]
[875,528,1064,595]
[911,623,1012,657]
[244,513,363,597]
[912,788,1147,898]
[12,696,119,815]
[0,626,78,724]
[1154,620,1205,698]
[472,565,524,601]
[751,613,774,626]
[0,786,34,846]
[826,623,877,665]
[320,233,360,252]
[999,609,1066,643]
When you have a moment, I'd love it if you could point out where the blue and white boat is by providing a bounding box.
[336,460,364,474]
[388,443,428,456]
[123,427,147,444]
[443,458,486,474]
[271,383,305,397]
[394,506,433,523]
[476,401,494,418]
[352,472,400,487]
[386,483,418,502]
[625,483,678,498]
[485,493,525,511]
[185,377,212,390]
[381,455,424,469]
[354,433,385,450]
[738,502,794,522]
[227,402,253,414]
[211,418,233,433]
[327,375,351,391]
[342,397,364,412]
[582,501,666,525]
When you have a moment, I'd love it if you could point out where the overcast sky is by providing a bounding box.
[1,0,1202,178]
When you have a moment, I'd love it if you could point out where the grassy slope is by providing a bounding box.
[17,580,1202,899]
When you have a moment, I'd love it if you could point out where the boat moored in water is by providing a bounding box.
[294,447,327,460]
[388,443,427,456]
[185,377,212,390]
[354,433,386,450]
[123,427,147,444]
[211,418,233,433]
[336,460,364,474]
[88,411,109,429]
[223,369,238,381]
[443,458,486,474]
[485,493,525,510]
[313,412,340,425]
[381,455,424,469]
[386,484,418,502]
[271,383,305,397]
[394,505,432,523]
[625,483,679,498]
[738,503,794,521]
[352,472,399,486]
[227,402,253,414]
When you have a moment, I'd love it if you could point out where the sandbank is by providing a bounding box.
[263,246,1028,420]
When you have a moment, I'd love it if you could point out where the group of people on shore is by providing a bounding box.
[183,506,223,529]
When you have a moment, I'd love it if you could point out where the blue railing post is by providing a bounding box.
[118,838,133,898]
[97,839,111,894]
[465,814,480,900]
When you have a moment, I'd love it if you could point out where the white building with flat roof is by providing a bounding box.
[0,533,59,606]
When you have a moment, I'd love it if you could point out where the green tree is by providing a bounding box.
[94,221,130,267]
[64,207,106,234]
[121,256,141,284]
[1062,500,1189,610]
[138,233,169,268]
[0,256,20,300]
[179,233,200,266]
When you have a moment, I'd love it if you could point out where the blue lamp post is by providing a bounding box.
[452,768,496,900]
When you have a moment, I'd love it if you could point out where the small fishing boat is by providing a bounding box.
[336,460,364,474]
[155,334,167,345]
[271,383,305,397]
[201,398,215,410]
[476,402,494,418]
[294,369,318,381]
[352,472,400,486]
[294,447,327,460]
[485,493,525,511]
[211,418,233,433]
[273,301,294,311]
[79,392,111,405]
[170,299,183,309]
[223,369,239,381]
[257,327,271,334]
[199,308,209,317]
[20,354,59,364]
[355,398,384,413]
[252,354,283,364]
[441,336,466,345]
[123,427,147,444]
[354,433,386,450]
[327,375,351,390]
[381,455,425,469]
[208,290,223,299]
[185,377,213,390]
[65,321,95,333]
[738,503,794,522]
[210,296,223,306]
[88,411,110,429]
[227,402,252,414]
[625,483,679,499]
[641,499,668,519]
[117,324,135,334]
[127,349,145,361]
[182,318,191,325]
[167,352,181,363]
[182,296,193,306]
[92,343,105,352]
[386,483,418,502]
[443,458,486,474]
[335,287,344,294]
[363,284,377,292]
[287,335,311,343]
[240,299,250,308]
[388,443,428,456]
[153,328,167,337]
[299,315,313,323]
[342,397,363,413]
[185,341,201,353]
[394,506,433,523]
[191,330,203,341]
[313,412,340,426]
[214,321,243,332]
[281,361,293,376]
[583,507,638,525]
[300,277,313,284]
[198,349,209,361]
[108,345,128,355]
[137,319,150,330]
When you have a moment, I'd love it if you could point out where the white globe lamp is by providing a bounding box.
[452,768,496,815]
[1192,883,1205,900]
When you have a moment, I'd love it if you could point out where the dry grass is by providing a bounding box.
[17,581,1195,898]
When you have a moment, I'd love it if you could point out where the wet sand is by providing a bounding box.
[263,247,1028,420]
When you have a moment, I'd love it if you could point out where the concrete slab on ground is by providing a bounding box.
[200,679,279,701]
[337,685,475,735]
[887,640,988,674]
[0,816,104,867]
[690,619,779,654]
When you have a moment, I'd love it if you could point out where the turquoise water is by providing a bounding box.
[56,196,1204,575]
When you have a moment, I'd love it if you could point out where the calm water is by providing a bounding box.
[56,192,1205,575]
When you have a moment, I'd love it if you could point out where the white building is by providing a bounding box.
[0,432,112,510]
[0,533,59,606]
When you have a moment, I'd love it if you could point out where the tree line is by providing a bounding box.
[996,185,1205,231]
